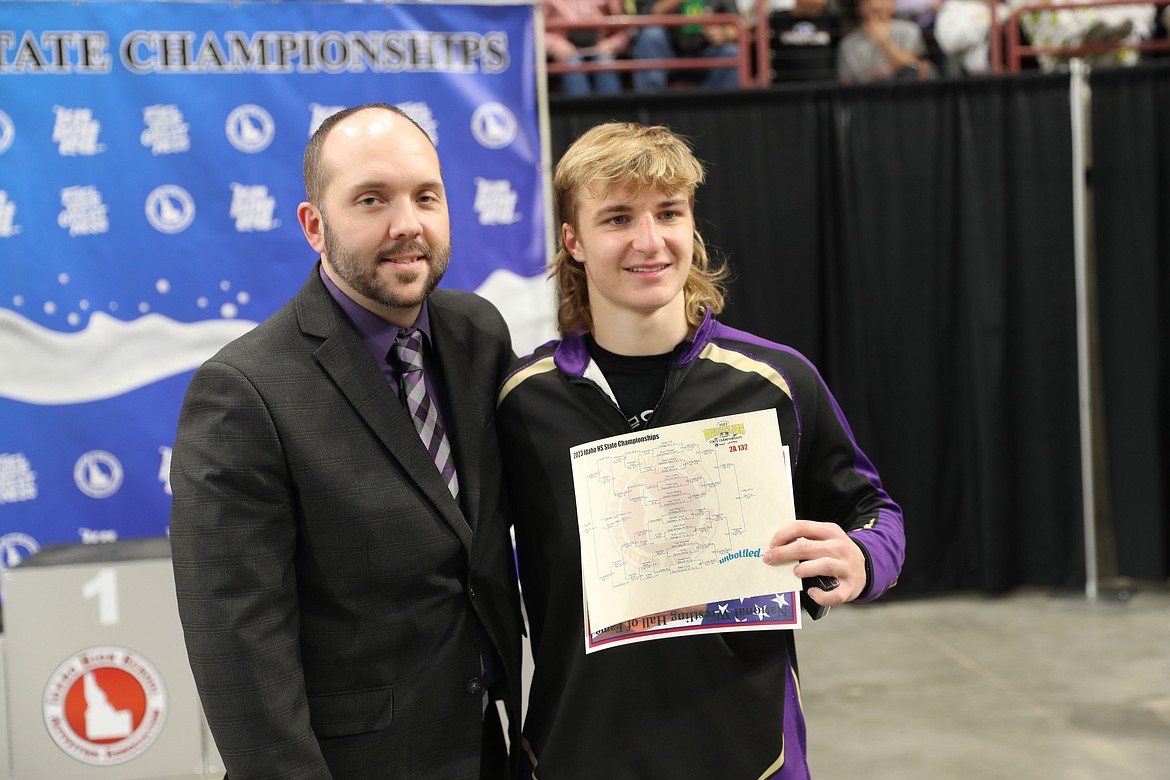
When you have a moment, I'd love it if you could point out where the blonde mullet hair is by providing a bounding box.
[551,122,728,336]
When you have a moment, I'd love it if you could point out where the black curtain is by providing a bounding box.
[549,74,1086,595]
[1090,64,1170,581]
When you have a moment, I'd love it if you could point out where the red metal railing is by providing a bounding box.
[544,7,773,88]
[992,0,1170,72]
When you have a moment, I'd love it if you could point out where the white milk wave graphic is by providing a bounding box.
[475,268,557,356]
[0,309,257,405]
[0,270,558,406]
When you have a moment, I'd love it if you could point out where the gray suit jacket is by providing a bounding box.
[170,267,523,779]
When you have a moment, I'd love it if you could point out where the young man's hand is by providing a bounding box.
[763,519,868,605]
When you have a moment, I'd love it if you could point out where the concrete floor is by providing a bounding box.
[797,585,1170,780]
[121,582,1170,779]
[512,583,1170,778]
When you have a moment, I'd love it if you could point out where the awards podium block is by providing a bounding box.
[0,636,8,777]
[2,538,215,779]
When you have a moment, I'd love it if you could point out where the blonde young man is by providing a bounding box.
[496,122,905,778]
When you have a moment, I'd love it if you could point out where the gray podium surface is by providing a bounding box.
[0,637,9,778]
[2,538,216,779]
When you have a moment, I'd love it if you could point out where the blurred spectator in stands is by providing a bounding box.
[838,0,937,81]
[770,0,846,82]
[1011,0,1156,70]
[1159,6,1170,59]
[934,0,1007,74]
[895,0,945,70]
[544,0,631,95]
[895,0,938,30]
[632,0,743,89]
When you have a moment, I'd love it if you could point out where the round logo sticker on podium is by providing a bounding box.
[43,646,167,766]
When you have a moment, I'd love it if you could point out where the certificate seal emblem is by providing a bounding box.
[43,646,167,766]
[605,446,719,574]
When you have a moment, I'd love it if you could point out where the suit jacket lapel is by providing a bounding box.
[295,269,474,551]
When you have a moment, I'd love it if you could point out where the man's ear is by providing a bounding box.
[298,202,326,254]
[562,223,583,262]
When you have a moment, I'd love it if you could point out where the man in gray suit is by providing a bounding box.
[169,104,523,779]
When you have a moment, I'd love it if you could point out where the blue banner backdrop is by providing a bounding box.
[0,0,547,565]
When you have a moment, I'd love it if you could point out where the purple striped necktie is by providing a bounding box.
[391,329,460,499]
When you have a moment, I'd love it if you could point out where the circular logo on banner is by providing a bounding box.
[470,102,517,150]
[226,104,275,153]
[0,532,39,570]
[145,185,195,234]
[43,647,167,766]
[74,450,124,499]
[0,110,14,155]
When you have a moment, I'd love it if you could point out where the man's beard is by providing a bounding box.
[322,220,451,311]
